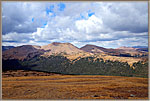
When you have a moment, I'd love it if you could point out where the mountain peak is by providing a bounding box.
[80,44,106,53]
[40,42,83,55]
[51,42,61,45]
[50,42,73,46]
[82,44,105,48]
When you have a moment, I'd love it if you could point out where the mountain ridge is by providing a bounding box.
[2,42,148,78]
[2,46,15,51]
[2,42,148,61]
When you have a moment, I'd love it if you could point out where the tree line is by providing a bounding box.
[2,55,148,78]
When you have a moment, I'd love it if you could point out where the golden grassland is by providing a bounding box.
[64,53,142,66]
[2,74,148,99]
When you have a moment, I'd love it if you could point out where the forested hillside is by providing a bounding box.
[2,55,148,78]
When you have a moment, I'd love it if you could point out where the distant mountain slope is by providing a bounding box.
[80,44,122,55]
[2,45,45,60]
[2,42,85,60]
[2,46,15,51]
[2,42,148,62]
[132,46,148,48]
[117,46,137,50]
[41,42,84,56]
[80,44,107,53]
[80,44,148,57]
[132,46,148,52]
[136,48,148,52]
[80,45,125,56]
[116,46,138,55]
[2,42,148,78]
[117,46,148,55]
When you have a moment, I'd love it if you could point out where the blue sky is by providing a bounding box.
[58,3,66,11]
[2,2,148,48]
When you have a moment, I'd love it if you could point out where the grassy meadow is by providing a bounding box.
[2,73,148,99]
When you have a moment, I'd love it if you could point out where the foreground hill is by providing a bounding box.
[2,55,148,78]
[2,73,148,99]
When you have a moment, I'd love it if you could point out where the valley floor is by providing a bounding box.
[2,70,148,99]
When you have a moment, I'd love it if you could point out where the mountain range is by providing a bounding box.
[2,42,148,77]
[2,42,148,60]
